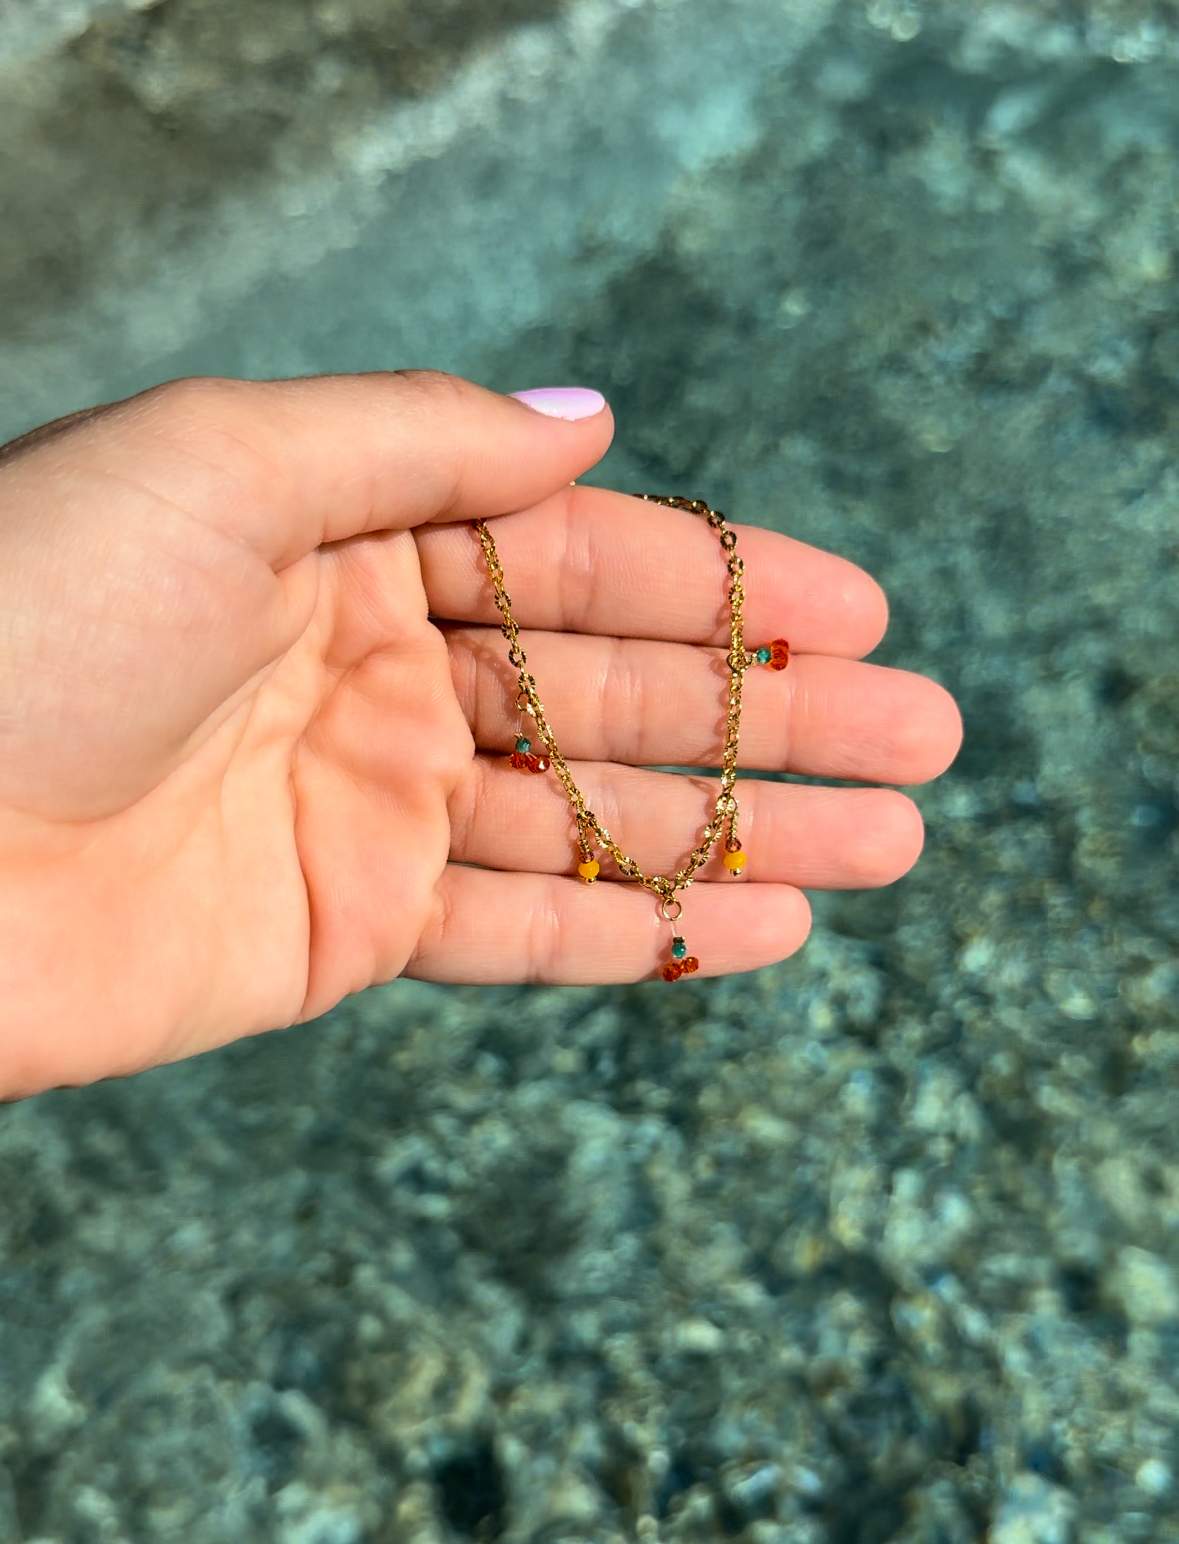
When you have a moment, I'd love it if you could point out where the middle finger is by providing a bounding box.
[446,627,960,784]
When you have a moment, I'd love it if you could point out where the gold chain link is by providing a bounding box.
[473,495,755,908]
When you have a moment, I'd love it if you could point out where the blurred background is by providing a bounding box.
[1,0,1178,1540]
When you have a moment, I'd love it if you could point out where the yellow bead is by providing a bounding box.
[723,849,747,872]
[578,860,600,881]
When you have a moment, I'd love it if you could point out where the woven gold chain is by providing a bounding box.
[473,496,770,939]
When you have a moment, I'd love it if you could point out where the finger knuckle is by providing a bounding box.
[523,876,565,983]
[389,369,469,411]
[145,375,249,427]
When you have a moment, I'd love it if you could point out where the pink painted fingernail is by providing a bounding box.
[511,386,606,421]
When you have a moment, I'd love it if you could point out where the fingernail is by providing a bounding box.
[511,386,606,421]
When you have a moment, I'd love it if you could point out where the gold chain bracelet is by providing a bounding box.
[474,495,789,981]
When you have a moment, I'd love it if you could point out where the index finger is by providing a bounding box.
[415,486,888,659]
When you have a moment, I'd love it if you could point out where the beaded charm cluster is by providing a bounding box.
[474,495,789,982]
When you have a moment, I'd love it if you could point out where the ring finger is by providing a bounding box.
[449,757,925,888]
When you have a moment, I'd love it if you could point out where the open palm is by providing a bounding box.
[0,373,960,1099]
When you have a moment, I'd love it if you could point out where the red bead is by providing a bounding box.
[768,638,790,671]
[662,956,699,981]
[509,750,550,772]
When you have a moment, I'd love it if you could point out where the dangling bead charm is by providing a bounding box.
[576,824,599,882]
[754,638,790,671]
[662,936,700,982]
[509,734,531,770]
[722,798,747,875]
[510,733,550,773]
[662,954,699,982]
[723,840,747,875]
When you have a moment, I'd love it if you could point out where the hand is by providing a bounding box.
[0,372,960,1099]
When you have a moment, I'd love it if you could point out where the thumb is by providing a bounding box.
[0,371,613,572]
[0,372,612,820]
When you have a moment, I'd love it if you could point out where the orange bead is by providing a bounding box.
[534,755,551,773]
[577,860,600,881]
[723,849,747,873]
[768,638,790,671]
[662,956,699,981]
[509,751,529,769]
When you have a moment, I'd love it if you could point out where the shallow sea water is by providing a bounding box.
[1,1,1178,1540]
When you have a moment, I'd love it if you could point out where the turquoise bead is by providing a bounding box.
[671,937,687,960]
[755,646,771,664]
[515,735,532,754]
